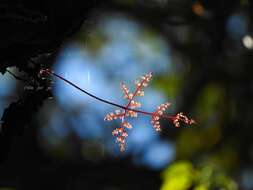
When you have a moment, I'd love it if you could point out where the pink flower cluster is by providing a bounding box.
[104,72,153,151]
[104,72,195,151]
[151,102,171,132]
[39,69,195,152]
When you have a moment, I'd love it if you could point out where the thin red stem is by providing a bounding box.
[43,69,164,118]
[42,69,178,124]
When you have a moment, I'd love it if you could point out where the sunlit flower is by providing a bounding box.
[104,72,195,151]
[40,68,195,152]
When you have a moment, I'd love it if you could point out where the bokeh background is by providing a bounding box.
[1,0,253,189]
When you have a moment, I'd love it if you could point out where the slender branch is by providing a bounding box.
[43,69,157,117]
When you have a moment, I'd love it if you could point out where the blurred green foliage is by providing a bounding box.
[193,84,225,124]
[160,81,239,189]
[161,161,238,190]
[153,74,183,99]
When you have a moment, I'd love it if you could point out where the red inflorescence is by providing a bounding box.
[104,72,195,151]
[41,68,195,152]
[104,72,153,151]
